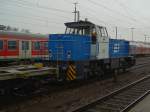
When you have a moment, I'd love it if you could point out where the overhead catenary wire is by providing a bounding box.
[2,0,149,28]
[1,0,150,41]
[0,17,64,28]
[0,12,59,24]
[0,0,73,30]
[78,0,150,40]
[7,0,72,14]
[0,9,67,25]
[2,0,140,28]
[63,0,73,4]
[58,0,127,26]
[59,0,150,41]
[84,0,150,29]
[0,0,73,34]
[78,1,135,27]
[78,4,134,27]
[86,0,137,21]
[2,1,73,19]
[114,0,150,28]
[46,0,150,41]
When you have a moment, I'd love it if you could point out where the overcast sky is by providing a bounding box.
[1,0,150,41]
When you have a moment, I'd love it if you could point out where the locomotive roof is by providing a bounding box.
[65,21,106,29]
[65,21,96,28]
[0,31,48,38]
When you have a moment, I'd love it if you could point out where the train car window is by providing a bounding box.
[33,42,40,50]
[0,40,3,50]
[22,41,29,50]
[44,42,48,49]
[8,41,17,50]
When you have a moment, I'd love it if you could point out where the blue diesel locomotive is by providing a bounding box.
[49,20,135,81]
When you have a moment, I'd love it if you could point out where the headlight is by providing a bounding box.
[67,51,71,59]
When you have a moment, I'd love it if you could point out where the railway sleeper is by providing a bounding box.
[86,109,100,112]
[113,96,134,102]
[102,101,125,109]
[125,89,148,95]
[106,98,131,105]
[94,105,121,112]
[126,91,145,96]
[125,88,147,93]
[135,85,150,89]
[114,94,139,101]
[85,109,98,112]
[117,92,143,98]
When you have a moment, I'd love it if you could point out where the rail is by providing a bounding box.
[73,75,150,112]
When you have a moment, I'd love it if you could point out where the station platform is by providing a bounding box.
[128,93,150,112]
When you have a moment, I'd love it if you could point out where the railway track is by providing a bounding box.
[129,61,150,70]
[12,60,150,97]
[0,58,150,112]
[73,75,150,112]
[0,58,149,100]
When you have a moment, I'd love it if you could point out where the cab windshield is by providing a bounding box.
[65,27,90,36]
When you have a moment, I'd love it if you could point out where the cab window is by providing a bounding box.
[91,28,97,44]
[100,28,107,37]
[65,27,90,36]
[0,40,3,50]
[8,41,17,50]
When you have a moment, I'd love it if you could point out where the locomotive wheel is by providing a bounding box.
[122,68,127,73]
[96,68,104,80]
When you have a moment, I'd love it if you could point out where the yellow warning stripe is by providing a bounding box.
[66,64,76,81]
[68,70,76,79]
[67,72,73,80]
[69,66,76,74]
[71,65,76,69]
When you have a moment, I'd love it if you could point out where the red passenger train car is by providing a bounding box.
[130,41,150,56]
[0,31,48,64]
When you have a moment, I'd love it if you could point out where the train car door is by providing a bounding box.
[0,40,4,59]
[19,41,31,59]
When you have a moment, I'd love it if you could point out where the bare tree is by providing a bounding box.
[0,25,6,30]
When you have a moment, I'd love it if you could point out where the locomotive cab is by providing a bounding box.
[64,20,109,60]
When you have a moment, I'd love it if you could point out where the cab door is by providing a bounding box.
[19,41,31,59]
[96,26,109,59]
